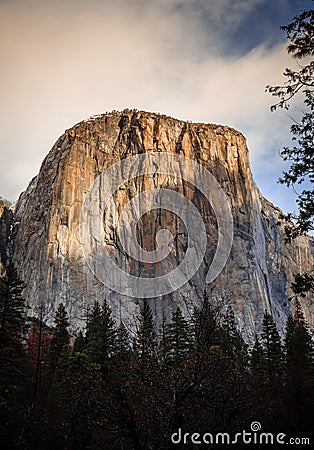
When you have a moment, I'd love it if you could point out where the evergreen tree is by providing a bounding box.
[285,299,313,373]
[250,334,265,375]
[261,311,283,381]
[116,321,130,358]
[27,316,51,403]
[266,9,314,237]
[49,349,103,450]
[291,272,314,298]
[157,313,170,364]
[283,300,314,434]
[193,291,222,355]
[101,299,117,360]
[165,307,191,363]
[221,304,247,364]
[0,264,28,395]
[85,300,103,362]
[73,330,86,353]
[283,315,294,372]
[0,264,27,339]
[0,264,29,449]
[135,299,156,359]
[84,299,117,374]
[48,303,70,383]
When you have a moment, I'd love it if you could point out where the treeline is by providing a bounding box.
[0,264,313,449]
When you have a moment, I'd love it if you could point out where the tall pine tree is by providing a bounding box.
[283,300,314,434]
[135,299,156,359]
[115,321,130,359]
[284,299,313,374]
[221,304,247,364]
[48,303,70,385]
[193,291,222,356]
[0,264,29,450]
[250,334,265,377]
[84,299,117,374]
[0,264,28,396]
[165,307,191,364]
[261,311,283,382]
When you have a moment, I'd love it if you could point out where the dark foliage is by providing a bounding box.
[48,303,70,387]
[0,265,29,449]
[291,271,314,297]
[266,8,314,238]
[0,284,313,449]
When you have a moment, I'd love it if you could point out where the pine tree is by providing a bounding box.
[283,315,294,371]
[85,300,102,362]
[193,291,222,356]
[0,264,29,449]
[135,299,156,359]
[165,307,191,363]
[49,349,103,450]
[0,264,27,339]
[221,304,247,364]
[48,303,70,384]
[283,300,314,434]
[27,316,51,403]
[266,9,314,237]
[261,311,283,382]
[101,299,117,360]
[84,299,117,374]
[285,299,313,373]
[157,313,170,364]
[0,264,28,396]
[73,330,86,353]
[250,334,265,376]
[116,321,130,358]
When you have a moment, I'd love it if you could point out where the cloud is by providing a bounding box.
[172,0,266,27]
[0,0,302,214]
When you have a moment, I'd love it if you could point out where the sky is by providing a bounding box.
[0,0,313,216]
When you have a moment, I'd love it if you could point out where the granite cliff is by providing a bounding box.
[0,110,313,338]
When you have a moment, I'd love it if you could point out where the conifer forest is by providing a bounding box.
[0,265,313,449]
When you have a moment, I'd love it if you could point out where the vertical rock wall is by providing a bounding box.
[7,110,313,338]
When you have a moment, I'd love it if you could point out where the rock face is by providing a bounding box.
[1,110,313,338]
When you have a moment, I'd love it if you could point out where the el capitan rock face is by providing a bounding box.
[2,110,313,338]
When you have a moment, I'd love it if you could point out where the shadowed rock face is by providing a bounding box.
[2,110,313,339]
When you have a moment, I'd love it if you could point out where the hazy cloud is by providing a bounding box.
[0,0,307,214]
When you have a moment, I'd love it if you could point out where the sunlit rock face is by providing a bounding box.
[2,110,313,339]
